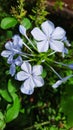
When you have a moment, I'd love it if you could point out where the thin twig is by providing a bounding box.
[24,121,50,130]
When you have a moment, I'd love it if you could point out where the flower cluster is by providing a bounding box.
[1,20,73,95]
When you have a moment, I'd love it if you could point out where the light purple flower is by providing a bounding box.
[31,20,67,53]
[52,75,73,88]
[1,35,23,63]
[16,62,44,95]
[9,56,23,76]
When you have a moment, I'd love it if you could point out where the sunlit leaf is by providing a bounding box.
[5,93,20,123]
[8,79,16,94]
[0,89,12,102]
[1,17,17,29]
[5,80,21,123]
[21,18,32,30]
[0,112,6,130]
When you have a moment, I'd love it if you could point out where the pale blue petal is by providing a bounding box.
[52,27,66,40]
[33,76,44,87]
[36,40,49,52]
[21,62,31,73]
[52,80,63,88]
[9,63,16,76]
[5,37,22,55]
[65,39,71,47]
[31,27,46,41]
[20,78,34,95]
[62,47,68,57]
[5,41,13,50]
[12,35,21,43]
[32,65,43,75]
[18,39,23,48]
[62,36,71,47]
[19,25,26,36]
[41,20,55,37]
[50,40,64,52]
[1,50,12,57]
[15,56,23,66]
[12,35,23,48]
[16,71,29,81]
[63,47,68,54]
[7,55,13,64]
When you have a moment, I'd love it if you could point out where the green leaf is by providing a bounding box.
[41,69,47,78]
[50,127,58,130]
[8,79,16,95]
[0,112,6,130]
[1,17,17,29]
[0,112,4,120]
[0,120,6,130]
[5,79,20,123]
[21,18,32,30]
[5,93,20,123]
[0,89,12,102]
[60,85,73,128]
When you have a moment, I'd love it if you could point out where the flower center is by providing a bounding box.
[47,35,52,42]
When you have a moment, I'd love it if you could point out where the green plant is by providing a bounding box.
[29,0,48,26]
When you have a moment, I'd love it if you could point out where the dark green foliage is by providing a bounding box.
[0,0,73,130]
[60,85,73,128]
[54,0,64,10]
[29,0,48,26]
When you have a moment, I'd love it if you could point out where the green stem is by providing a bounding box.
[44,61,62,79]
[24,121,50,130]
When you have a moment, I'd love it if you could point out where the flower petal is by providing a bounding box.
[41,20,55,37]
[9,63,16,76]
[12,35,23,48]
[21,62,31,73]
[33,76,44,87]
[20,78,34,95]
[7,55,13,64]
[52,75,73,88]
[31,27,46,41]
[5,41,13,50]
[16,71,29,81]
[15,56,23,66]
[52,80,63,88]
[50,40,64,52]
[1,50,12,57]
[64,38,71,47]
[52,27,66,40]
[36,40,49,52]
[33,65,43,75]
[62,75,73,82]
[19,25,26,36]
